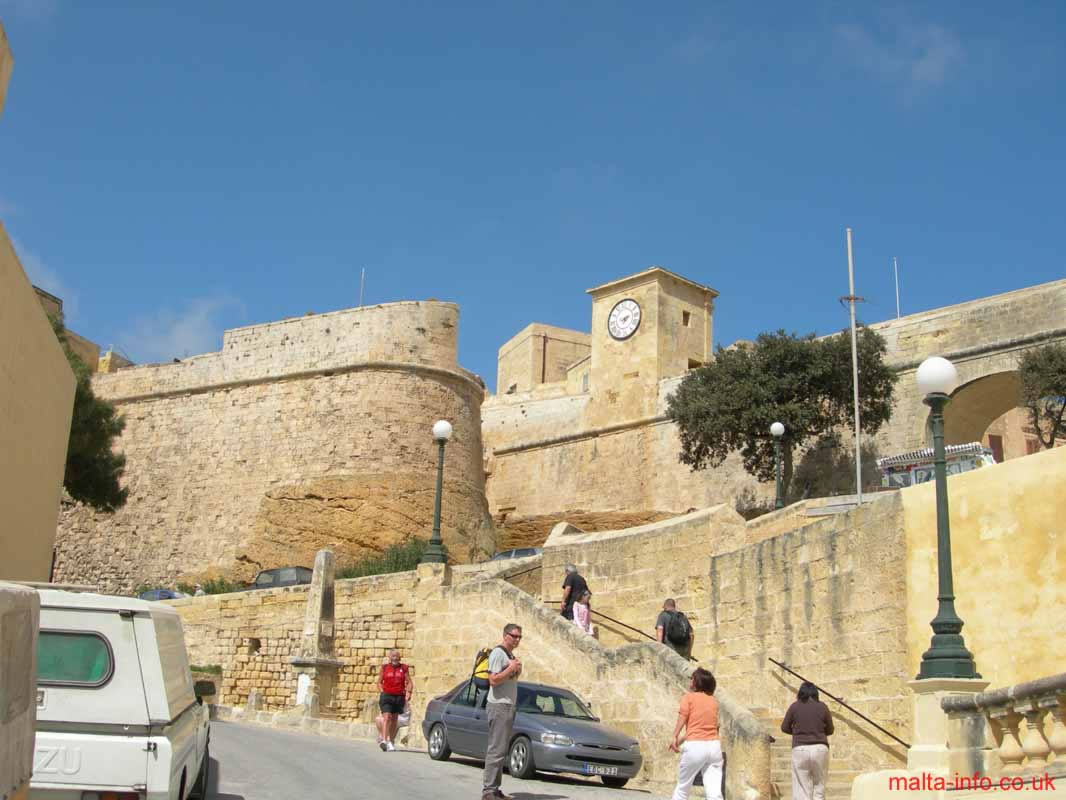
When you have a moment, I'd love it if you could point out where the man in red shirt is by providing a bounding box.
[376,649,413,751]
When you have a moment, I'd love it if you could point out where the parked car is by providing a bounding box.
[244,566,313,590]
[138,588,187,601]
[32,590,213,800]
[423,679,642,788]
[489,548,543,561]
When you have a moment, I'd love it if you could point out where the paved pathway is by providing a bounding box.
[208,721,667,800]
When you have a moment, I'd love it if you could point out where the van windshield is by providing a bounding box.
[38,631,113,686]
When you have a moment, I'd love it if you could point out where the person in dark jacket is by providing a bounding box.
[781,681,834,800]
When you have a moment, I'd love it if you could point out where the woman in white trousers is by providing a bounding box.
[781,681,834,800]
[669,667,723,800]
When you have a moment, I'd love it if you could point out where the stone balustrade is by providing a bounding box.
[942,672,1066,777]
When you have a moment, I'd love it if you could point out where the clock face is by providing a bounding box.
[607,298,642,340]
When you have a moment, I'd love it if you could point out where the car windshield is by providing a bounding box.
[515,686,594,720]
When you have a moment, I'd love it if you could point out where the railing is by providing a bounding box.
[545,600,697,661]
[768,657,911,749]
[942,672,1066,775]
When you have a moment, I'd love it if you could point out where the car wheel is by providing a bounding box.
[427,723,452,761]
[601,775,629,789]
[507,736,536,779]
[188,744,209,799]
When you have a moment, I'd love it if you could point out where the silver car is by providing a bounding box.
[422,679,642,789]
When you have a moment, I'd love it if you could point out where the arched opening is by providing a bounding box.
[943,372,1022,446]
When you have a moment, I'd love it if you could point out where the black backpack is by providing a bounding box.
[666,611,692,645]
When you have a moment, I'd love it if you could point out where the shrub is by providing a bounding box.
[177,578,243,595]
[189,664,223,675]
[336,538,441,580]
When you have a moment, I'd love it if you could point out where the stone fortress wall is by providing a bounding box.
[483,276,1066,524]
[170,446,1066,796]
[53,301,495,593]
[534,445,1066,796]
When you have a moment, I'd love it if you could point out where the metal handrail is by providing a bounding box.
[504,563,542,580]
[546,600,697,661]
[768,657,910,749]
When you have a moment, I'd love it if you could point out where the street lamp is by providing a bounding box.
[770,422,785,509]
[914,357,979,679]
[421,419,452,565]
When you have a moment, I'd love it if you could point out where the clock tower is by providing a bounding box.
[586,267,718,427]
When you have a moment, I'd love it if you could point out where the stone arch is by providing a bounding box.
[938,371,1023,446]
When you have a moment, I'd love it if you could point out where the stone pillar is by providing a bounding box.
[851,678,990,799]
[408,562,451,747]
[906,678,990,774]
[289,550,343,715]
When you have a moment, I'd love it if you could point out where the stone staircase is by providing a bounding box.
[752,708,858,800]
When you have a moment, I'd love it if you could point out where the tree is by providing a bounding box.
[666,327,897,497]
[1019,342,1066,450]
[49,314,129,511]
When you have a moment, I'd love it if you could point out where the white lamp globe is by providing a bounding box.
[770,422,785,438]
[916,357,959,397]
[432,419,453,441]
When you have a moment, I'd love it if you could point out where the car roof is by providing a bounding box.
[38,589,180,617]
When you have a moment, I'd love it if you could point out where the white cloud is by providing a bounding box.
[10,235,80,322]
[836,22,965,93]
[124,296,237,363]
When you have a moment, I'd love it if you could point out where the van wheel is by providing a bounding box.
[189,744,210,799]
[601,775,629,788]
[428,723,452,761]
[507,736,536,779]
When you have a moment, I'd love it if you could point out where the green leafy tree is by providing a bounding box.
[666,327,897,497]
[49,314,129,511]
[1019,342,1066,450]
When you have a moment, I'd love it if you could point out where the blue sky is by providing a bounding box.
[2,1,1063,391]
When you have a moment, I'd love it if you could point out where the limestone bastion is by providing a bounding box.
[53,301,495,594]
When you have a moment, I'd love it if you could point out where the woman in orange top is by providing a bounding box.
[668,667,722,800]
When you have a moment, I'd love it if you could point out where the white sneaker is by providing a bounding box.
[386,741,396,751]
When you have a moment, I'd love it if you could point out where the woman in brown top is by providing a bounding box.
[668,667,722,800]
[781,681,834,800]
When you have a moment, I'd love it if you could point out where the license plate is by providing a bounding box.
[583,764,619,776]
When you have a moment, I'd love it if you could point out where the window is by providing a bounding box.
[38,631,114,687]
[987,435,1004,463]
[454,680,478,707]
[682,311,691,327]
[1026,438,1040,455]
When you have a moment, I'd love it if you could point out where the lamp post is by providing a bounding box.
[771,422,785,509]
[421,419,452,565]
[915,357,979,680]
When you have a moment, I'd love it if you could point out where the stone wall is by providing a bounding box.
[872,278,1066,455]
[902,443,1066,687]
[411,567,772,797]
[0,583,38,800]
[173,571,418,718]
[54,301,495,593]
[483,279,1066,523]
[495,323,590,395]
[541,496,913,788]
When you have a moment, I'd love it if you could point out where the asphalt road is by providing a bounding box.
[208,721,667,800]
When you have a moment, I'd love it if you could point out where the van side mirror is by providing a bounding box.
[194,680,216,702]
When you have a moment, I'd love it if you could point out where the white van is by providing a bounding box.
[31,590,211,800]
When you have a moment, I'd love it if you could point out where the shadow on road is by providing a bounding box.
[206,756,247,800]
[441,755,653,795]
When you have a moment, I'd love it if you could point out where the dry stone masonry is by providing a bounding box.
[54,301,494,593]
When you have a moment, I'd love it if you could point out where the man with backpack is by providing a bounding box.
[482,623,523,800]
[656,598,693,658]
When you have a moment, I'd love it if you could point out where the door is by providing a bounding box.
[442,681,488,757]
